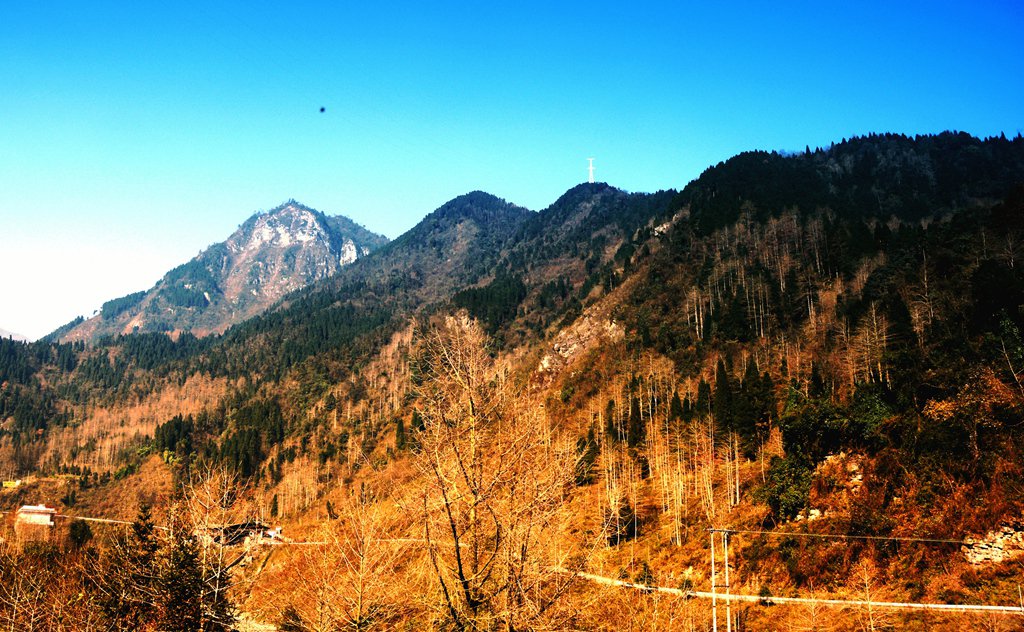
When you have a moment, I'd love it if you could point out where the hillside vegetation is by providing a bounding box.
[2,131,1024,630]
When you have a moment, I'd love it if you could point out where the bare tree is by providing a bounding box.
[416,315,580,631]
[0,545,47,632]
[181,464,247,630]
[0,542,104,632]
[289,483,408,631]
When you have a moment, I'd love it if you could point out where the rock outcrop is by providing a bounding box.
[962,523,1024,565]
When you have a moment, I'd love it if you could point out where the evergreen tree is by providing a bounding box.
[733,358,762,452]
[604,498,639,546]
[395,416,407,451]
[575,425,600,485]
[156,528,204,632]
[682,393,693,422]
[98,503,160,631]
[279,606,305,632]
[713,359,735,431]
[757,371,776,445]
[634,560,656,587]
[668,390,684,422]
[604,398,618,441]
[68,518,93,549]
[695,379,712,419]
[809,362,826,398]
[627,396,645,448]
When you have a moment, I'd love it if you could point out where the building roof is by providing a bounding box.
[17,504,56,514]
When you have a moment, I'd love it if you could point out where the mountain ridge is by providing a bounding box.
[56,200,388,342]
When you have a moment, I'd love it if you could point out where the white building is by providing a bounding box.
[15,504,56,542]
[16,504,56,526]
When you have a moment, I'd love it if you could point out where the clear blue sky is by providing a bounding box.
[1,1,1021,339]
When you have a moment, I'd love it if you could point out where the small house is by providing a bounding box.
[197,520,269,547]
[14,504,56,543]
[16,504,56,527]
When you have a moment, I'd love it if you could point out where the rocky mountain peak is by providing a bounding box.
[230,202,329,252]
[56,200,388,341]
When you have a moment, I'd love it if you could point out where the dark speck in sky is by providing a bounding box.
[320,107,325,113]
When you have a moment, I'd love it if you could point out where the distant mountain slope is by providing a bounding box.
[0,328,28,342]
[363,191,534,299]
[681,131,1024,233]
[58,201,388,342]
[208,191,534,379]
[210,186,680,375]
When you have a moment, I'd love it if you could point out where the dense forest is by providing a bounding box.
[2,132,1024,630]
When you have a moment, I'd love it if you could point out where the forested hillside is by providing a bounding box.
[3,131,1024,630]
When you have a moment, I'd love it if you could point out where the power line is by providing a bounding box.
[55,513,170,531]
[555,568,1024,616]
[709,527,969,546]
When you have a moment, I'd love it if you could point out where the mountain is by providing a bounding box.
[5,132,1024,630]
[348,190,533,301]
[193,191,534,381]
[0,327,27,341]
[57,201,388,342]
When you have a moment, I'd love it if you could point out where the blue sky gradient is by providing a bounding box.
[1,1,1021,338]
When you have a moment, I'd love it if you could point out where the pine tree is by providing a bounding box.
[668,390,684,422]
[695,379,712,419]
[575,425,600,485]
[156,527,204,632]
[809,362,826,398]
[734,358,761,449]
[757,371,776,445]
[279,606,305,632]
[713,359,734,431]
[68,518,92,549]
[97,503,160,631]
[409,408,425,449]
[604,398,618,441]
[627,396,644,448]
[395,416,407,451]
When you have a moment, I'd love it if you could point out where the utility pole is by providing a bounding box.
[711,529,718,632]
[710,528,733,632]
[725,530,732,632]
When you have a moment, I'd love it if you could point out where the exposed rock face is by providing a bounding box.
[537,314,623,377]
[962,523,1024,565]
[794,508,824,522]
[819,452,865,493]
[59,201,388,341]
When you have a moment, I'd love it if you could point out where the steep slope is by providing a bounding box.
[59,201,388,342]
[452,183,678,344]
